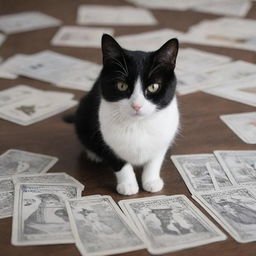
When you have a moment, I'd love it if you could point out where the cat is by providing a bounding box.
[67,34,180,195]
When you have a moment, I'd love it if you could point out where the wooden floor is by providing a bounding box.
[1,0,256,255]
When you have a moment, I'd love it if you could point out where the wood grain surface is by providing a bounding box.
[0,0,256,255]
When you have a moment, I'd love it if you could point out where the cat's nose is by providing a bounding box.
[132,104,142,111]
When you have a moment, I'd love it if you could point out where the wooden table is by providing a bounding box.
[0,0,256,255]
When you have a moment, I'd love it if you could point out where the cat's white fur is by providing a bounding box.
[99,79,179,195]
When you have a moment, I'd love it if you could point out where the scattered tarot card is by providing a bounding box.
[0,11,62,34]
[195,187,256,243]
[170,154,218,193]
[13,172,84,190]
[0,85,42,107]
[204,74,256,107]
[0,149,58,177]
[2,50,100,91]
[118,195,226,254]
[192,0,252,17]
[66,196,145,256]
[11,183,82,245]
[116,29,185,51]
[214,150,256,186]
[220,112,256,144]
[183,17,256,52]
[51,26,114,48]
[0,177,14,219]
[77,5,158,26]
[177,48,232,73]
[0,91,77,126]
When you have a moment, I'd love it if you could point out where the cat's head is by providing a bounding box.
[100,34,178,119]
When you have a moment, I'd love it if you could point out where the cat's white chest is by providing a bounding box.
[99,98,179,165]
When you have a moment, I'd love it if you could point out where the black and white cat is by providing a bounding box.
[72,34,180,195]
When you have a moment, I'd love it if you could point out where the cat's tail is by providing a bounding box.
[62,114,76,123]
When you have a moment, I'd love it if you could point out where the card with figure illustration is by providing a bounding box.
[171,154,218,193]
[119,195,226,254]
[214,150,256,185]
[195,187,256,243]
[13,172,84,190]
[220,112,256,144]
[0,11,61,34]
[0,177,14,219]
[0,92,77,126]
[11,183,82,245]
[0,85,42,107]
[66,196,145,256]
[0,149,58,177]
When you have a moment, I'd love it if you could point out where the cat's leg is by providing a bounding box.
[115,163,139,195]
[142,151,166,192]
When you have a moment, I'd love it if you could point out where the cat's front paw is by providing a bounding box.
[116,182,139,195]
[142,178,164,193]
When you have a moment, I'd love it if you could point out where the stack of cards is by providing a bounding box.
[11,174,84,246]
[0,11,61,34]
[0,149,58,219]
[118,195,226,254]
[220,112,256,144]
[0,85,77,126]
[0,51,101,91]
[171,150,256,242]
[77,5,158,26]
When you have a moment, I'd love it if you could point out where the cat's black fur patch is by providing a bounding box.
[73,34,179,172]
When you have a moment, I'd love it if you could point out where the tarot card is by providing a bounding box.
[66,196,145,256]
[214,150,256,186]
[195,187,256,243]
[204,74,256,107]
[51,26,114,48]
[0,191,14,219]
[13,172,84,190]
[170,154,217,193]
[119,195,226,254]
[12,183,82,245]
[0,177,14,219]
[0,149,58,177]
[183,17,256,51]
[77,5,157,26]
[10,50,100,90]
[0,11,61,34]
[206,162,233,190]
[177,48,232,73]
[0,93,77,126]
[55,62,101,91]
[220,112,256,144]
[0,85,42,107]
[192,0,252,17]
[126,0,206,10]
[116,29,185,51]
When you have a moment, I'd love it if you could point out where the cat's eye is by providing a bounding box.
[117,82,128,91]
[146,83,160,94]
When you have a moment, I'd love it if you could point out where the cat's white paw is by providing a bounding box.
[116,182,139,195]
[143,178,164,193]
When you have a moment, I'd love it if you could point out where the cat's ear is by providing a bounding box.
[154,38,179,69]
[101,34,124,64]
